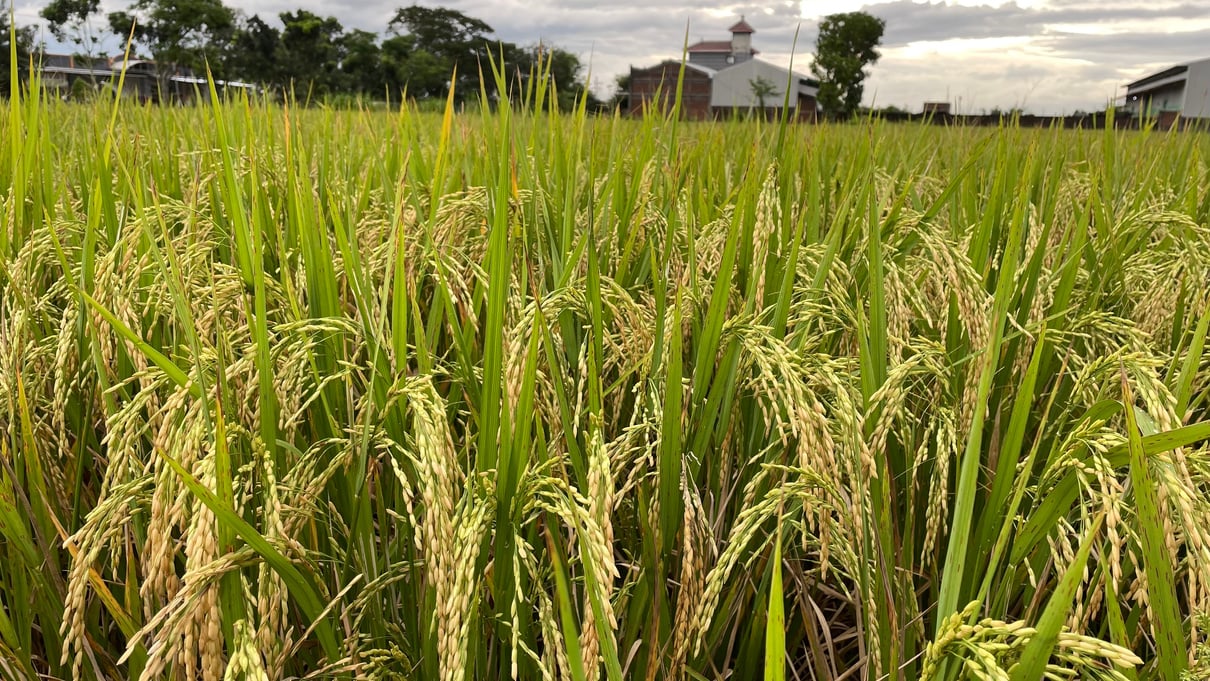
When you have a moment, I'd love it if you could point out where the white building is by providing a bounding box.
[709,58,819,117]
[629,18,819,120]
[1123,58,1210,125]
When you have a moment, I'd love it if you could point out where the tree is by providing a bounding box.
[341,29,384,96]
[510,43,586,111]
[381,33,446,99]
[810,11,885,119]
[227,14,280,87]
[749,75,777,111]
[388,5,494,99]
[539,45,585,111]
[107,0,236,77]
[40,0,108,65]
[276,10,346,96]
[611,72,630,110]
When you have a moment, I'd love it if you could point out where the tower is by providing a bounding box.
[729,17,755,62]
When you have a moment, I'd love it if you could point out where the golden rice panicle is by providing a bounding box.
[183,453,224,681]
[668,476,710,677]
[578,421,618,681]
[922,406,958,567]
[253,441,288,675]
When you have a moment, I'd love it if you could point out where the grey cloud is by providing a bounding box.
[1035,27,1210,66]
[864,0,1210,46]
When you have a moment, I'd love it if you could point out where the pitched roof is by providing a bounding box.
[631,60,717,77]
[1125,64,1188,91]
[1124,57,1210,91]
[728,18,755,34]
[687,40,733,53]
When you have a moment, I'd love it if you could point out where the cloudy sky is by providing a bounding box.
[11,0,1210,113]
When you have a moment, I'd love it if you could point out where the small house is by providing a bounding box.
[1123,58,1210,128]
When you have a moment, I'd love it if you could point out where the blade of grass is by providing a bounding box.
[1007,513,1105,681]
[1121,368,1187,680]
[763,517,785,681]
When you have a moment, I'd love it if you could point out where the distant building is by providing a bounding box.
[33,53,256,103]
[628,61,715,119]
[1123,58,1210,128]
[922,101,951,114]
[627,19,818,121]
[686,18,758,70]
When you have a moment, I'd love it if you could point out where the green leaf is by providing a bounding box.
[1008,514,1104,681]
[1121,370,1187,680]
[763,522,785,681]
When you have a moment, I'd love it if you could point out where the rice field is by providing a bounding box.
[2,71,1210,681]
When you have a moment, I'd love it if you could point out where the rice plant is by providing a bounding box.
[2,65,1210,681]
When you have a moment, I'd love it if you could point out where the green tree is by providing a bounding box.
[611,72,630,110]
[388,5,494,99]
[276,10,346,96]
[381,33,446,99]
[539,45,586,111]
[341,29,384,96]
[810,11,885,119]
[749,75,777,111]
[107,0,236,77]
[69,74,96,100]
[504,43,587,111]
[40,0,107,65]
[227,14,280,87]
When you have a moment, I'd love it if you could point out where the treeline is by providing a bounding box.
[4,0,598,108]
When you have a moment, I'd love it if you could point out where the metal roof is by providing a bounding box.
[687,40,733,53]
[1125,64,1189,91]
[1124,58,1210,91]
[39,65,118,77]
[170,76,257,89]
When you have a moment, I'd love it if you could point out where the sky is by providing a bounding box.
[10,0,1210,114]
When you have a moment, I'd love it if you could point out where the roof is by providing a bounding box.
[1125,64,1189,91]
[36,53,111,69]
[1125,58,1210,92]
[170,75,258,89]
[632,60,716,77]
[687,40,733,53]
[39,65,118,78]
[711,58,818,95]
[728,18,755,34]
[109,59,157,72]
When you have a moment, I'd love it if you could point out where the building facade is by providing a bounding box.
[34,53,256,103]
[1124,58,1210,128]
[709,58,817,121]
[626,19,818,121]
[627,61,714,119]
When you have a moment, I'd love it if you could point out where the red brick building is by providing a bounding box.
[626,61,715,119]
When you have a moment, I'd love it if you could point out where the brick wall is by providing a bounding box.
[627,63,713,120]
